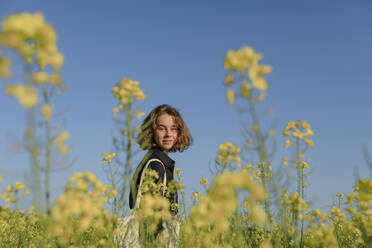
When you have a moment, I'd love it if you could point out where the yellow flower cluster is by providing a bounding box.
[101,152,116,165]
[347,178,372,213]
[0,54,11,79]
[112,78,146,105]
[281,191,310,216]
[200,177,209,186]
[53,130,70,154]
[307,209,329,223]
[303,224,338,248]
[0,12,64,69]
[283,120,314,148]
[296,161,309,171]
[5,85,38,108]
[41,104,52,122]
[0,181,30,208]
[191,190,201,202]
[49,171,116,246]
[216,142,241,167]
[184,169,266,247]
[32,71,63,86]
[330,206,364,247]
[257,162,273,181]
[137,195,172,231]
[223,46,272,104]
[336,193,344,199]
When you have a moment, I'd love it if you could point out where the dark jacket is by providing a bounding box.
[129,147,178,214]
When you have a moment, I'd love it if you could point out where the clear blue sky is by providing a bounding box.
[1,0,371,211]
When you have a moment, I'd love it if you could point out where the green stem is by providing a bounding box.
[297,137,305,248]
[118,104,133,214]
[25,66,44,213]
[108,162,117,214]
[248,96,270,220]
[42,84,52,215]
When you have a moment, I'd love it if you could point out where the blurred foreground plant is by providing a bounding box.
[105,77,146,216]
[0,12,70,214]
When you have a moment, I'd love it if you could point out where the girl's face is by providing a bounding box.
[154,114,178,154]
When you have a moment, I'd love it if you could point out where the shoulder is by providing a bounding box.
[148,159,164,172]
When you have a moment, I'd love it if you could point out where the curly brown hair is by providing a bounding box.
[137,104,192,152]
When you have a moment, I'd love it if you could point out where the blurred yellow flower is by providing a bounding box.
[240,79,251,98]
[282,130,291,136]
[283,156,288,166]
[285,121,296,131]
[6,85,38,108]
[284,139,293,148]
[303,138,314,148]
[47,52,64,69]
[200,177,209,185]
[0,55,11,78]
[41,104,52,122]
[174,168,182,177]
[304,128,314,137]
[224,73,235,85]
[112,78,146,104]
[15,182,26,192]
[134,110,145,119]
[226,88,235,104]
[23,188,30,196]
[54,131,70,154]
[252,77,268,91]
[1,12,63,70]
[102,152,116,164]
[33,71,49,83]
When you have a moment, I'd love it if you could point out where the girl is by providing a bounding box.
[129,104,192,215]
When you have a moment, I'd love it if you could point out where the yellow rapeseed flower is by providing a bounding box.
[6,85,38,108]
[284,139,293,148]
[285,121,296,131]
[0,55,11,78]
[252,77,268,91]
[134,110,145,119]
[282,130,291,136]
[23,188,30,196]
[303,138,314,148]
[304,128,314,137]
[41,104,52,122]
[283,156,288,166]
[102,152,116,164]
[200,177,209,185]
[336,193,344,199]
[226,88,235,104]
[293,129,304,139]
[47,52,64,69]
[240,79,251,98]
[112,78,146,104]
[33,71,49,83]
[224,73,235,85]
[15,182,26,192]
[54,130,70,154]
[174,168,182,176]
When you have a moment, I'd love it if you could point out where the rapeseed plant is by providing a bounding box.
[0,12,68,214]
[107,77,147,216]
[2,14,372,247]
